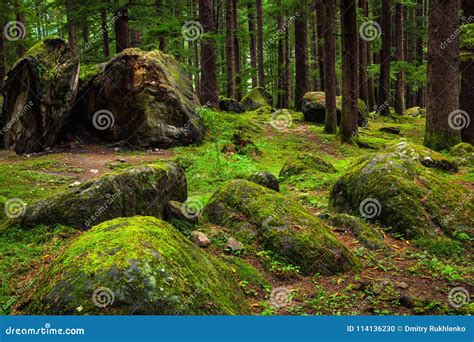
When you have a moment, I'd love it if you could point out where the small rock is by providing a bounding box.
[397,282,409,290]
[191,231,210,248]
[398,295,414,308]
[90,169,99,174]
[247,172,279,192]
[224,237,244,253]
[117,158,126,163]
[69,181,81,188]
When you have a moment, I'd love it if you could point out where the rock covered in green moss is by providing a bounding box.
[329,140,473,240]
[74,48,203,148]
[279,154,336,178]
[1,37,79,154]
[326,214,387,250]
[12,162,186,230]
[450,143,474,166]
[240,87,273,110]
[18,216,250,315]
[205,180,359,275]
[219,96,245,113]
[247,172,279,191]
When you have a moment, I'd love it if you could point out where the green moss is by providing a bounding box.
[205,180,359,275]
[240,87,273,110]
[279,154,337,178]
[20,216,250,315]
[222,256,270,291]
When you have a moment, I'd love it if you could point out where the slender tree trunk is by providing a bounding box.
[405,6,414,108]
[65,0,77,50]
[358,0,369,121]
[277,1,285,108]
[0,18,5,87]
[310,13,319,91]
[198,0,218,107]
[256,0,264,87]
[294,14,308,110]
[101,9,110,57]
[248,2,257,88]
[377,0,392,115]
[323,0,337,134]
[416,0,424,107]
[115,7,129,53]
[394,3,405,115]
[156,0,165,50]
[233,0,242,100]
[225,0,235,98]
[339,0,359,142]
[14,0,26,56]
[460,0,474,144]
[424,0,461,150]
[82,19,89,45]
[285,25,291,107]
[316,3,325,92]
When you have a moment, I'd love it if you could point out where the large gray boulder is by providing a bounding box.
[1,37,80,154]
[76,48,204,148]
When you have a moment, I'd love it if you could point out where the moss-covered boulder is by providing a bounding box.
[73,48,204,148]
[301,92,368,126]
[11,162,186,230]
[247,172,279,191]
[205,180,359,275]
[450,142,474,166]
[279,154,337,178]
[240,87,273,110]
[18,216,250,315]
[219,96,245,113]
[329,140,473,240]
[1,37,80,154]
[326,214,387,250]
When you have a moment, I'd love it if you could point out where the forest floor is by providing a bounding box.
[0,109,472,315]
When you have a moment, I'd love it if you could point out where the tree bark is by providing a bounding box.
[115,7,129,53]
[323,0,337,134]
[233,0,242,100]
[101,9,110,57]
[377,0,392,115]
[256,0,265,87]
[316,3,325,92]
[424,0,461,151]
[358,0,369,120]
[310,13,319,91]
[248,2,257,88]
[394,3,405,115]
[156,0,165,50]
[14,0,26,56]
[65,0,77,50]
[225,0,235,98]
[198,0,218,107]
[294,14,308,110]
[416,0,424,107]
[277,2,285,108]
[460,0,474,144]
[285,24,291,107]
[339,0,359,142]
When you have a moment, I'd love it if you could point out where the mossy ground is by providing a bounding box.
[0,106,472,315]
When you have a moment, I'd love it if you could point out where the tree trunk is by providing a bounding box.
[316,3,325,92]
[248,2,257,88]
[339,0,359,142]
[225,0,235,98]
[460,0,474,144]
[377,0,392,115]
[277,2,285,108]
[358,0,369,120]
[394,3,405,115]
[198,0,218,107]
[285,24,291,107]
[233,0,242,100]
[115,7,129,53]
[416,0,424,107]
[323,0,337,134]
[424,0,461,150]
[256,0,264,87]
[101,9,110,57]
[14,0,26,56]
[156,0,165,50]
[294,14,308,110]
[310,13,319,91]
[65,0,77,50]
